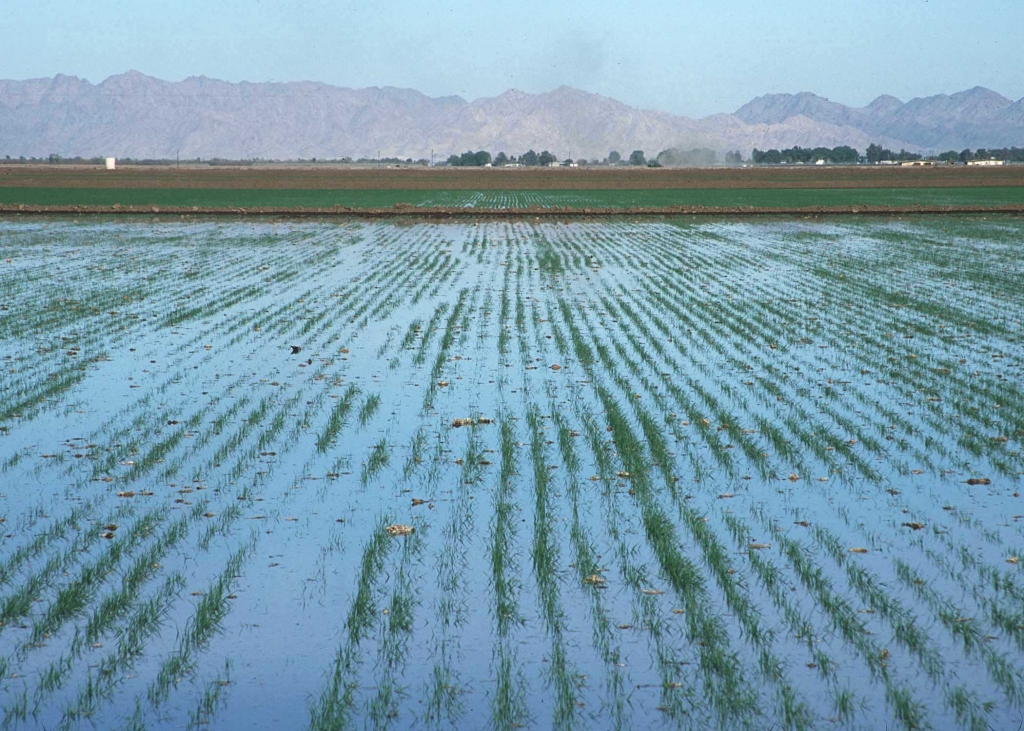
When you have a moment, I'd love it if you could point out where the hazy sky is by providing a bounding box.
[5,0,1024,116]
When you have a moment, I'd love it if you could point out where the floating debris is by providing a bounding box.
[385,524,415,537]
[451,417,494,428]
[901,522,926,530]
[848,547,870,554]
[966,478,992,486]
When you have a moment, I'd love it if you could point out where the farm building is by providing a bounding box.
[967,159,1005,166]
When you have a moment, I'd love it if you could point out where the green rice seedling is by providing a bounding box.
[146,535,256,709]
[361,438,391,485]
[55,572,185,727]
[309,517,394,730]
[186,660,232,731]
[895,559,1024,709]
[401,427,428,482]
[358,393,381,427]
[3,690,30,728]
[316,384,360,452]
[26,506,168,649]
[524,405,583,726]
[412,302,451,367]
[17,510,197,707]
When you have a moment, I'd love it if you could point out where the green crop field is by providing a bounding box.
[0,215,1022,729]
[3,185,1024,209]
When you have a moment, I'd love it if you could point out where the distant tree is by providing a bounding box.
[937,150,958,163]
[494,151,508,166]
[647,159,662,168]
[447,154,461,166]
[828,146,859,164]
[754,148,782,164]
[522,149,539,166]
[958,149,972,164]
[576,158,588,165]
[563,157,573,165]
[629,150,646,166]
[866,143,884,164]
[724,150,743,165]
[894,149,921,162]
[474,150,492,166]
[539,150,557,166]
[608,150,621,164]
[811,147,831,163]
[783,146,811,163]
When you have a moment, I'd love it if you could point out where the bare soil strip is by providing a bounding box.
[2,164,1024,190]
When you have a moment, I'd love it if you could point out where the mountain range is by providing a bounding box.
[1,71,1021,160]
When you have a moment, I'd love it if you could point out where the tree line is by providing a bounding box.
[752,146,860,164]
[446,148,742,167]
[934,147,1024,163]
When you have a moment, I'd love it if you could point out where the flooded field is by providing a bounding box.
[1,215,1023,730]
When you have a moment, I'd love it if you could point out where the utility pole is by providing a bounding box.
[431,149,434,167]
[176,149,179,168]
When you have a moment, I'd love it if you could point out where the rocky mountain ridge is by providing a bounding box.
[1,72,1020,160]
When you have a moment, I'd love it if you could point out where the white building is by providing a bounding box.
[105,157,116,170]
[967,159,1005,166]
